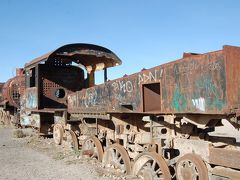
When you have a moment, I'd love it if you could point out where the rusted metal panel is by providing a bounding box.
[209,147,240,170]
[68,67,164,114]
[68,47,233,116]
[212,166,240,180]
[0,82,4,103]
[224,46,240,113]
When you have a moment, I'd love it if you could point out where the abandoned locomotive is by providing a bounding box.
[1,44,240,179]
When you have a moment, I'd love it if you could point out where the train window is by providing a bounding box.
[55,88,66,98]
[95,68,108,85]
[95,70,104,85]
[26,68,36,88]
[30,68,36,87]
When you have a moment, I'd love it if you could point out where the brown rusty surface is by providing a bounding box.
[68,46,240,116]
[37,64,83,109]
[0,82,5,103]
[212,166,240,180]
[224,46,240,113]
[209,147,240,170]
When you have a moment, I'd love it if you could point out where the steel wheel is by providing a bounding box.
[53,124,64,145]
[64,130,79,151]
[102,143,131,174]
[176,153,208,180]
[82,136,103,161]
[132,152,171,180]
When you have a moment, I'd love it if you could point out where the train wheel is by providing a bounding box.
[82,136,103,161]
[102,143,131,175]
[53,124,64,145]
[64,130,79,151]
[176,153,208,180]
[132,152,171,180]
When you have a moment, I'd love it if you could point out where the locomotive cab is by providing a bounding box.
[21,43,121,134]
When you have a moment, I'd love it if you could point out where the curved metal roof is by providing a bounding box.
[25,43,122,69]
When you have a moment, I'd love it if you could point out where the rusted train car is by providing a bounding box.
[20,44,240,179]
[0,69,25,125]
[64,45,240,179]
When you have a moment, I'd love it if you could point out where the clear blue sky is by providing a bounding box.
[0,0,239,83]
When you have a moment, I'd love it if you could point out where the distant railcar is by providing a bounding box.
[0,82,4,103]
[0,69,25,125]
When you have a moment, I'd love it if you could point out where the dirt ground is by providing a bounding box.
[0,126,127,180]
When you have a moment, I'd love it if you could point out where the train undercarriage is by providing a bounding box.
[53,112,240,180]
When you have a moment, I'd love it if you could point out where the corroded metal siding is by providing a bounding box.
[162,50,226,114]
[0,83,4,103]
[68,67,164,114]
[68,46,240,115]
[37,64,84,109]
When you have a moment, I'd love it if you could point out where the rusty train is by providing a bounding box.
[0,43,240,180]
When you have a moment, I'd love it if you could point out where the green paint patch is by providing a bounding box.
[194,77,226,111]
[172,86,187,112]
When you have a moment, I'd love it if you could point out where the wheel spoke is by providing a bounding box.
[111,149,115,160]
[117,155,122,162]
[155,168,163,175]
[152,160,157,170]
[116,150,120,160]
